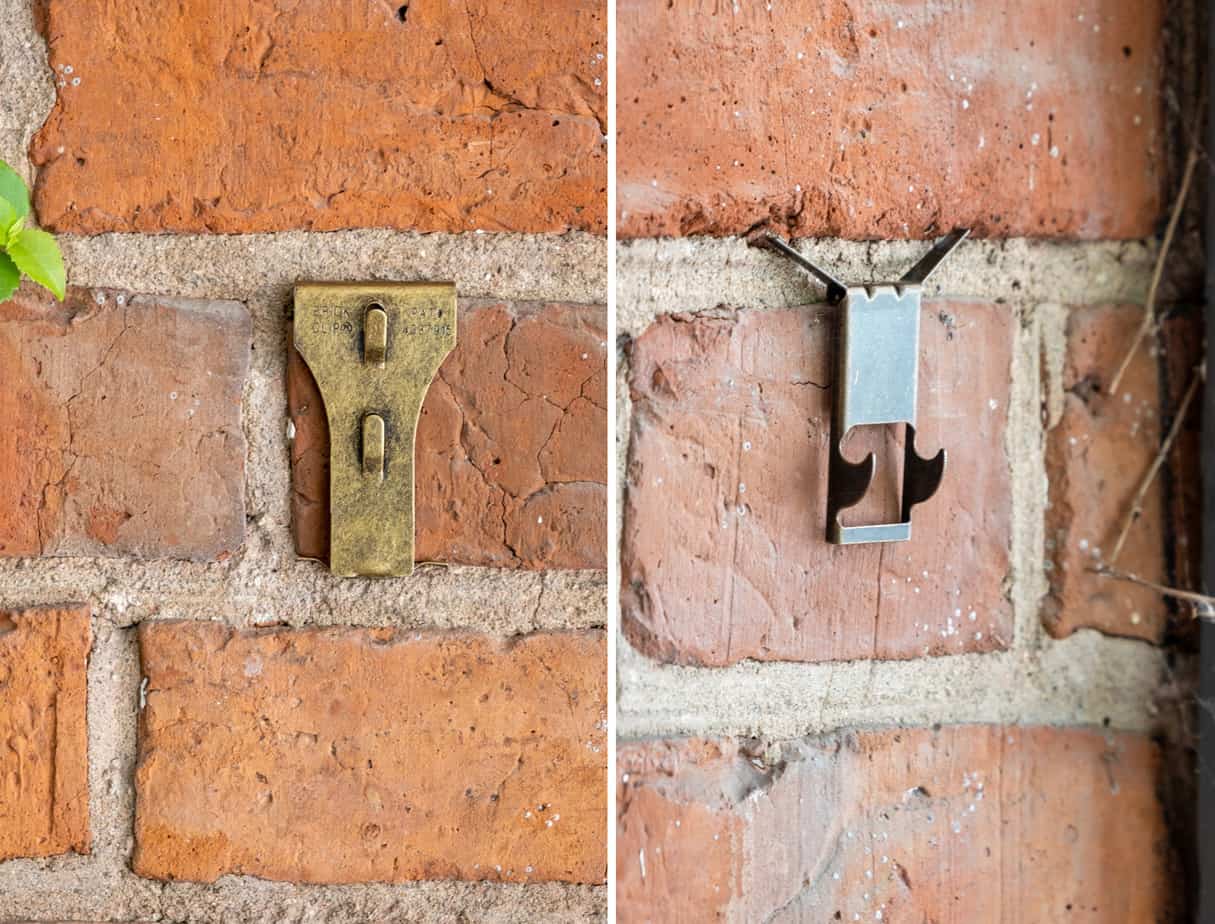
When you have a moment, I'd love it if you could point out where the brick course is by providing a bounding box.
[0,285,249,560]
[32,0,607,234]
[289,301,607,570]
[0,605,91,862]
[618,0,1164,239]
[134,622,607,884]
[618,726,1173,922]
[622,301,1013,665]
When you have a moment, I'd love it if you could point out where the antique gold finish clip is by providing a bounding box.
[293,282,456,576]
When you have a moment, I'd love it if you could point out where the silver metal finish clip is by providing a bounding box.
[763,229,969,545]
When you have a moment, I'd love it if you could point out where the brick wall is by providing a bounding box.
[0,0,606,921]
[616,0,1197,920]
[0,0,1204,918]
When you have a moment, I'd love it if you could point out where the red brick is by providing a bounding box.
[618,0,1164,239]
[0,605,91,861]
[617,740,741,920]
[289,301,607,570]
[618,726,1173,922]
[0,285,249,560]
[32,0,606,234]
[134,622,607,884]
[622,302,1013,666]
[1044,305,1168,641]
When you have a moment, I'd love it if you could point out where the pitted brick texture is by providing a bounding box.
[0,605,91,862]
[622,301,1013,666]
[1043,304,1169,641]
[618,0,1164,239]
[0,285,248,560]
[289,301,607,570]
[618,727,1173,922]
[134,622,607,884]
[32,0,607,234]
[616,739,740,920]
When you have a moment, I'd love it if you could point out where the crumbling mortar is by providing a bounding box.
[616,236,1178,337]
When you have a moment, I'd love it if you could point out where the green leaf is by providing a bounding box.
[4,216,22,249]
[0,252,19,303]
[0,160,30,222]
[8,227,65,300]
[0,196,17,235]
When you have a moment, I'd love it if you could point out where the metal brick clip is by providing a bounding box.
[293,282,456,576]
[763,229,969,545]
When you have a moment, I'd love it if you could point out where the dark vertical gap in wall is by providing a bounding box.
[1198,0,1215,917]
[1156,1,1207,919]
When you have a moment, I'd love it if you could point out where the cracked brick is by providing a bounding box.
[134,621,607,884]
[618,727,1175,922]
[288,300,607,570]
[621,302,1013,666]
[0,284,250,560]
[0,604,91,862]
[32,0,606,234]
[618,0,1164,239]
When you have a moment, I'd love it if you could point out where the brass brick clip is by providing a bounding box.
[293,282,456,576]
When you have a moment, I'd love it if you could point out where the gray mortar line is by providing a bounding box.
[0,872,606,924]
[0,561,607,633]
[616,627,1168,741]
[616,237,1159,335]
[58,232,607,306]
[1007,306,1049,655]
[0,0,53,189]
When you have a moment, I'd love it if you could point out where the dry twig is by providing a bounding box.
[1107,142,1201,395]
[1092,565,1215,616]
[1108,362,1206,563]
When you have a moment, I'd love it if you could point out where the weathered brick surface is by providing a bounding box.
[0,605,91,861]
[618,726,1172,922]
[289,301,607,570]
[0,285,249,560]
[1044,304,1167,641]
[134,622,607,884]
[32,0,606,234]
[617,739,740,920]
[618,0,1164,239]
[622,302,1013,666]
